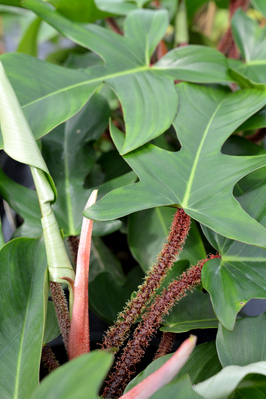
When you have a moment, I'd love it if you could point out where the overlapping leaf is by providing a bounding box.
[230,10,266,85]
[0,61,75,285]
[41,92,111,237]
[33,351,113,399]
[161,290,218,333]
[201,179,266,331]
[0,237,48,399]
[194,362,266,399]
[216,313,266,367]
[22,0,232,153]
[47,0,110,22]
[0,93,135,238]
[0,52,101,148]
[86,83,266,248]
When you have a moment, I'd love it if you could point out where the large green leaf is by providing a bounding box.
[161,289,218,333]
[0,61,75,285]
[23,1,232,153]
[194,362,266,399]
[230,10,266,85]
[128,208,205,272]
[47,0,110,22]
[86,83,266,248]
[201,179,266,331]
[0,53,101,148]
[41,93,110,237]
[125,341,221,393]
[216,313,266,367]
[0,237,48,399]
[32,350,113,399]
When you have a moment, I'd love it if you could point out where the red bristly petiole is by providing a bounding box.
[62,190,98,360]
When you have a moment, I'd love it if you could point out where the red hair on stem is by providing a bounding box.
[66,190,98,360]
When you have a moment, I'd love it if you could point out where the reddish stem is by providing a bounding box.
[68,190,97,360]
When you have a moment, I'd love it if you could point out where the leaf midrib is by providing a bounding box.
[181,100,224,207]
[63,131,75,235]
[24,65,150,109]
[14,266,33,399]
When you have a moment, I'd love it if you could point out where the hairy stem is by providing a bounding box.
[50,281,70,355]
[103,254,220,398]
[41,344,60,372]
[101,208,191,352]
[153,332,176,361]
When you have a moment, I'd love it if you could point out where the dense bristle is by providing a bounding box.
[50,282,70,355]
[41,344,60,372]
[103,254,220,398]
[102,209,191,352]
[153,332,176,361]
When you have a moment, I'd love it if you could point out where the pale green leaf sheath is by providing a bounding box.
[0,62,75,285]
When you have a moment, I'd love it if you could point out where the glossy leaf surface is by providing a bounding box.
[202,179,266,330]
[23,1,232,153]
[216,313,266,367]
[0,52,100,148]
[33,351,113,399]
[0,237,47,399]
[86,83,266,248]
[161,289,218,333]
[194,362,266,399]
[231,10,266,85]
[41,93,109,237]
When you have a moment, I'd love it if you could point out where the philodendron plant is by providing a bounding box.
[2,0,266,398]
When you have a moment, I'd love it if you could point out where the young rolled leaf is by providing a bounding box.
[86,83,266,248]
[68,190,97,360]
[0,62,75,286]
[120,335,197,399]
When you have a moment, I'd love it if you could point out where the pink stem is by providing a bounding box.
[68,190,98,360]
[119,335,197,399]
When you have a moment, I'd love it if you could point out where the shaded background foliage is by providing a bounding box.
[2,0,266,398]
